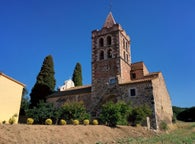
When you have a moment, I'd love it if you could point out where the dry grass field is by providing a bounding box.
[0,122,194,144]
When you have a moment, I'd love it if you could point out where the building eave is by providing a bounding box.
[0,72,25,87]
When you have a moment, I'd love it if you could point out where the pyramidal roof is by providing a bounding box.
[103,12,116,28]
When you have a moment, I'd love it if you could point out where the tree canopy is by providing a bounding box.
[30,55,56,107]
[72,62,82,86]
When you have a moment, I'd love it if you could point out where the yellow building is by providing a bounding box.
[0,73,25,124]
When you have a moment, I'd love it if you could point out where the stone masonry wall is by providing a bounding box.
[47,93,91,112]
[118,81,157,129]
[152,73,173,129]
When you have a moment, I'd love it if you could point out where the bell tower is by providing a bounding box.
[92,12,132,86]
[91,12,131,114]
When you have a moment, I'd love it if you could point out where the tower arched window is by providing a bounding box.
[123,39,125,49]
[107,49,112,58]
[100,51,104,60]
[126,42,128,51]
[107,36,112,45]
[123,51,126,61]
[99,38,104,47]
[126,54,129,62]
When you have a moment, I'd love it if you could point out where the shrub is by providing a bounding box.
[60,102,90,122]
[60,119,66,125]
[9,114,18,125]
[128,105,152,126]
[92,119,99,125]
[26,101,57,124]
[160,121,168,131]
[73,119,79,125]
[27,118,34,125]
[100,101,123,127]
[172,114,177,123]
[2,120,6,124]
[45,118,52,125]
[83,119,90,125]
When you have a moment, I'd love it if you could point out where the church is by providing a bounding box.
[47,12,173,130]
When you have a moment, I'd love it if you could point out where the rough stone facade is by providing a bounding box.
[47,12,173,130]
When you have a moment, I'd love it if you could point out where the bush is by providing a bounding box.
[2,120,6,124]
[100,101,121,127]
[9,114,18,125]
[60,102,90,122]
[27,118,34,125]
[60,119,66,125]
[73,119,79,125]
[160,121,168,131]
[92,119,99,125]
[45,118,52,125]
[83,119,90,125]
[26,101,57,124]
[128,105,152,126]
[172,114,177,123]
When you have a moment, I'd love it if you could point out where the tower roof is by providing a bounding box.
[103,12,116,28]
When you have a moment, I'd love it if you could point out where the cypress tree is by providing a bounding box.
[30,55,56,107]
[72,62,83,86]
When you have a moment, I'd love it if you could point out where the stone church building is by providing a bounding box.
[47,12,173,129]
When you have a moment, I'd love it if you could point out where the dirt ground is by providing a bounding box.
[0,124,156,144]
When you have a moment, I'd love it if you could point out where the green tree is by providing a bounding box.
[177,107,195,122]
[72,62,82,86]
[19,88,29,116]
[30,55,56,107]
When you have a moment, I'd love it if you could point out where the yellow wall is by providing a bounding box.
[0,74,24,124]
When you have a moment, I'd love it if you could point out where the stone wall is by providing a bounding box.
[119,80,157,129]
[152,72,173,129]
[47,92,91,112]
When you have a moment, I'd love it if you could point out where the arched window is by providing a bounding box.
[126,54,129,62]
[107,49,112,58]
[107,36,112,45]
[123,39,125,49]
[99,38,104,47]
[100,51,104,60]
[126,42,128,50]
[123,51,126,61]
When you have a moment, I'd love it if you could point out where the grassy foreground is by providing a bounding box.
[114,122,195,144]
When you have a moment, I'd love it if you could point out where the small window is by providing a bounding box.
[130,89,136,96]
[99,38,104,47]
[107,36,112,45]
[109,77,116,85]
[131,73,136,79]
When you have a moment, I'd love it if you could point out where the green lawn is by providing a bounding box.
[116,122,195,144]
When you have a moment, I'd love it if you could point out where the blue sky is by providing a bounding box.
[0,0,194,107]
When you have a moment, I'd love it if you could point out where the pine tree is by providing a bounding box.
[30,55,56,107]
[72,62,83,86]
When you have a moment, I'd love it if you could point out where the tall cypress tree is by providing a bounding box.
[72,62,83,86]
[30,55,56,107]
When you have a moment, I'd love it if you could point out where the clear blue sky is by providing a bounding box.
[0,0,194,107]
